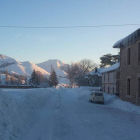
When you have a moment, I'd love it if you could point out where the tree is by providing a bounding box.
[66,63,82,87]
[79,59,98,73]
[5,69,9,84]
[10,76,14,85]
[29,69,37,85]
[25,76,28,85]
[49,70,58,87]
[30,69,47,86]
[100,54,119,67]
[74,70,88,86]
[36,71,44,85]
[18,75,25,85]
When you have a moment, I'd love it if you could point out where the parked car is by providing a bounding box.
[89,91,104,104]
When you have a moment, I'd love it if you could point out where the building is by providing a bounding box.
[113,28,140,105]
[87,67,104,87]
[101,63,120,94]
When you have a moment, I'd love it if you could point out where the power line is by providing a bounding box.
[0,24,140,29]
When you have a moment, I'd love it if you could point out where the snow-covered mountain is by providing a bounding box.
[37,59,67,77]
[0,54,19,67]
[0,55,50,76]
[0,55,68,78]
[37,59,66,68]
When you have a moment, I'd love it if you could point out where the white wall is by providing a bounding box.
[102,71,117,94]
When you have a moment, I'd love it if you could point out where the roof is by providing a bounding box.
[100,63,120,73]
[113,28,140,48]
[88,68,104,76]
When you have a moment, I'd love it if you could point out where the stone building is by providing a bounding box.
[113,28,140,105]
[101,63,120,94]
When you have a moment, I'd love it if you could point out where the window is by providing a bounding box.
[108,73,110,82]
[104,74,105,82]
[127,78,130,95]
[95,93,103,96]
[138,78,140,97]
[127,48,130,65]
[138,43,140,62]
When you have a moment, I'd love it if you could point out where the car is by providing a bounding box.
[89,91,104,104]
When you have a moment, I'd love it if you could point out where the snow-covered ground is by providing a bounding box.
[0,87,140,140]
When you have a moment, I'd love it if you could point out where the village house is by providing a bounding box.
[87,67,104,87]
[113,28,140,105]
[101,63,120,94]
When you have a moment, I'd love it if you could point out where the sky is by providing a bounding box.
[0,0,140,64]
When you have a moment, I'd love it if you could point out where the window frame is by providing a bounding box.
[127,78,131,95]
[127,47,130,65]
[138,77,140,97]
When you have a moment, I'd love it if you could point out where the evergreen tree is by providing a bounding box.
[30,69,37,85]
[49,70,58,87]
[100,54,119,67]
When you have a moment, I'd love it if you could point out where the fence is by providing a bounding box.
[0,85,40,89]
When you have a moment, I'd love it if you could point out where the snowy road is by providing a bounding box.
[13,88,140,140]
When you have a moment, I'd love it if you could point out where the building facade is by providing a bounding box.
[101,63,120,94]
[113,28,140,105]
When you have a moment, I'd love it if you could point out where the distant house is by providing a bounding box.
[113,28,140,105]
[101,63,120,94]
[87,67,104,87]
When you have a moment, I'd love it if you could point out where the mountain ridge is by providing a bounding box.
[0,54,68,78]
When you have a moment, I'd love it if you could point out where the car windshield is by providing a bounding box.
[95,93,103,96]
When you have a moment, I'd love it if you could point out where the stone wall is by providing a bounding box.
[120,39,140,105]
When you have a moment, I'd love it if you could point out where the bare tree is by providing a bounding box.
[67,63,82,87]
[5,69,9,84]
[36,71,44,85]
[79,59,98,73]
[10,76,14,85]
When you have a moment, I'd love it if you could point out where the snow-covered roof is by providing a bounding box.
[88,68,104,76]
[113,28,140,48]
[100,63,120,73]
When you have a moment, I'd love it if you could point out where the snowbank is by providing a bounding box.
[67,87,140,115]
[104,93,140,114]
[0,88,55,140]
